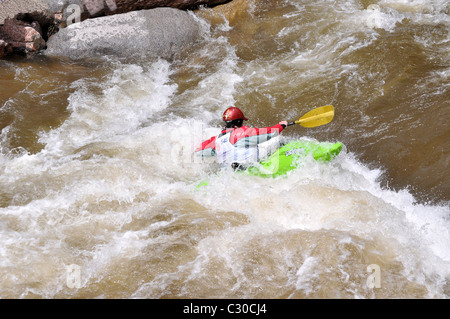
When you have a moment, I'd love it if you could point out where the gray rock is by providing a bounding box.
[0,0,48,24]
[44,7,201,60]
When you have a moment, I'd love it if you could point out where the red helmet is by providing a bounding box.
[222,107,248,122]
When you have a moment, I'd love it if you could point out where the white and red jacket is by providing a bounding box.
[195,124,285,167]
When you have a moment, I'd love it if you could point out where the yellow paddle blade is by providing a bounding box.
[295,105,335,128]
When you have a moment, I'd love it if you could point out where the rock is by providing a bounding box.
[0,0,49,24]
[2,19,43,43]
[0,0,62,44]
[77,0,231,18]
[0,39,13,58]
[0,18,46,55]
[45,7,201,60]
[0,0,229,60]
[0,0,232,23]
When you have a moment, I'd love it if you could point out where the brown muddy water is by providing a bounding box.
[0,0,449,298]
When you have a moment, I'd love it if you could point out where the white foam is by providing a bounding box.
[292,256,320,296]
[1,2,449,298]
[193,149,450,297]
[38,59,177,155]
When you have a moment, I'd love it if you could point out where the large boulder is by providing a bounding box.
[44,8,201,60]
[1,0,226,59]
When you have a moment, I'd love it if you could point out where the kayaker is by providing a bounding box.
[195,107,288,169]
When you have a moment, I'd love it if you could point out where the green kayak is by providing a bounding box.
[247,139,343,178]
[196,140,343,188]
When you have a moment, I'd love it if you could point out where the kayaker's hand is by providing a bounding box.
[279,121,288,128]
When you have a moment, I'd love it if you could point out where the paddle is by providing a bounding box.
[287,105,335,128]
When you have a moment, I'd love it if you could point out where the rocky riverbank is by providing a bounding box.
[0,0,233,59]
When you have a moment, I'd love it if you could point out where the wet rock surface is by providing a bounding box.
[44,7,201,60]
[0,0,230,59]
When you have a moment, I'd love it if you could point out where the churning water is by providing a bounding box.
[0,0,449,298]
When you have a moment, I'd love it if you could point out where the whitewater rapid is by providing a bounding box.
[0,0,449,298]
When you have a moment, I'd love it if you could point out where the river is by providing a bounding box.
[0,0,449,298]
